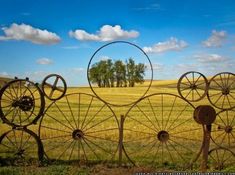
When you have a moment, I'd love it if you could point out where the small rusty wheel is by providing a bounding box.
[123,93,203,170]
[177,71,208,102]
[0,79,45,127]
[39,93,119,163]
[42,74,67,101]
[207,72,235,110]
[211,110,235,149]
[208,147,235,171]
[0,128,44,166]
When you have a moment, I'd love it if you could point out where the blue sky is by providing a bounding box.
[0,0,235,86]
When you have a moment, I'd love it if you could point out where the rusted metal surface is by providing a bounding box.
[207,72,235,110]
[41,74,67,101]
[38,93,119,163]
[193,105,216,125]
[0,78,45,127]
[123,93,203,170]
[177,71,208,102]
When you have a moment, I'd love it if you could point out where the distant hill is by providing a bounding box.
[0,77,13,88]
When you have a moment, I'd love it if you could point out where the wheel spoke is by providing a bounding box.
[136,104,159,131]
[65,96,78,129]
[84,114,115,132]
[164,96,177,130]
[81,96,94,130]
[148,98,161,131]
[40,125,72,134]
[44,113,74,131]
[54,103,76,130]
[68,141,76,161]
[127,115,157,132]
[167,104,189,131]
[82,104,106,130]
[83,137,113,155]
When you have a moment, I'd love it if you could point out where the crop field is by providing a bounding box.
[0,78,235,174]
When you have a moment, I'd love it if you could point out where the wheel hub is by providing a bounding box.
[157,130,169,142]
[72,129,84,140]
[12,96,34,111]
[222,88,230,95]
[190,84,197,90]
[15,149,25,157]
[225,126,232,133]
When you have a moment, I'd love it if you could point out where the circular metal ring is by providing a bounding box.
[177,71,208,102]
[0,128,44,166]
[208,147,235,171]
[210,109,235,148]
[207,72,235,110]
[39,93,119,163]
[87,41,153,107]
[0,79,45,127]
[42,74,67,101]
[123,93,203,170]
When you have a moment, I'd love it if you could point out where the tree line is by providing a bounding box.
[89,58,146,87]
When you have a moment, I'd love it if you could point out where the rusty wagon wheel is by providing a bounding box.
[39,93,119,164]
[208,147,235,171]
[207,72,235,110]
[42,74,67,101]
[210,109,235,149]
[0,78,45,127]
[0,128,44,166]
[177,71,208,102]
[123,93,203,170]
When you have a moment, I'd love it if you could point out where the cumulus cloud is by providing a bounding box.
[69,25,139,42]
[202,30,227,47]
[36,58,53,65]
[143,37,188,53]
[0,23,61,44]
[194,53,228,63]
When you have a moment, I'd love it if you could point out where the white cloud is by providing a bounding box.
[71,68,85,73]
[133,3,161,11]
[0,23,61,44]
[36,58,53,65]
[146,63,164,71]
[194,53,228,63]
[143,37,188,53]
[202,30,227,47]
[69,25,139,42]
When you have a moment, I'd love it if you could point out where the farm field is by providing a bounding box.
[0,78,235,174]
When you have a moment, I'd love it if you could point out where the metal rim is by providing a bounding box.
[177,71,208,102]
[0,128,44,166]
[41,74,67,101]
[87,40,153,107]
[208,147,235,171]
[39,93,119,163]
[0,79,45,127]
[123,93,203,170]
[210,109,235,148]
[207,72,235,110]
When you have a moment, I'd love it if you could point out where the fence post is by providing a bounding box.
[201,124,211,172]
[119,115,125,167]
[193,105,216,172]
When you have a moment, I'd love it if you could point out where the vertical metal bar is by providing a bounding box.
[119,115,125,167]
[201,124,211,172]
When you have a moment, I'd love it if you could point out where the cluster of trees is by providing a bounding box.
[89,58,146,87]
